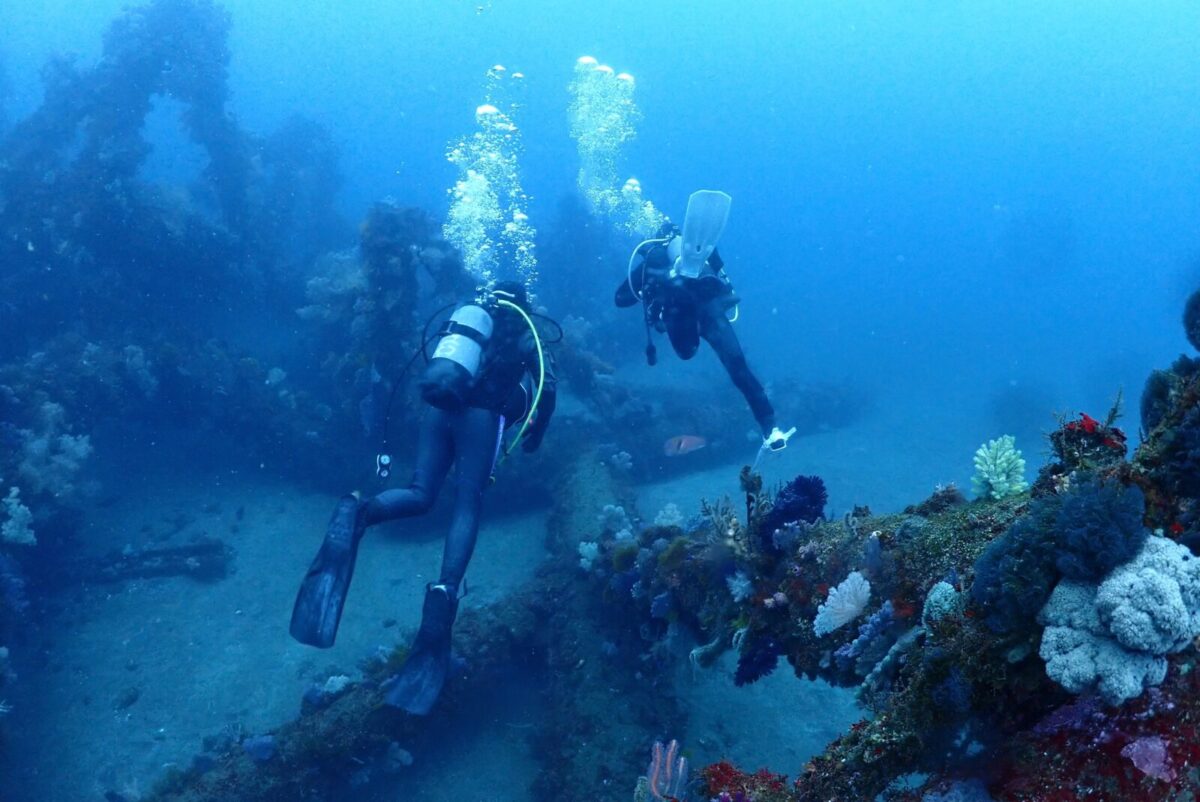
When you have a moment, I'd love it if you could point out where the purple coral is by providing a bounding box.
[833,601,895,676]
[1121,735,1175,782]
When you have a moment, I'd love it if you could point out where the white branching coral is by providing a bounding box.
[654,503,683,528]
[814,571,872,636]
[1,486,35,546]
[17,402,93,498]
[726,571,753,603]
[578,541,600,571]
[971,435,1028,500]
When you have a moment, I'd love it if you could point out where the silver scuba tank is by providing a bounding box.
[420,304,495,410]
[431,305,493,374]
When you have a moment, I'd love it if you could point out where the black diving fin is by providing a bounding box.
[289,495,366,648]
[385,583,459,715]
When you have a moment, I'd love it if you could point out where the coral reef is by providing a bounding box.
[971,435,1028,500]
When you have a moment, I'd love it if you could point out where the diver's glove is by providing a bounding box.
[762,426,797,452]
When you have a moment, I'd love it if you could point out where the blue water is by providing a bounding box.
[7,0,1197,417]
[1,1,1199,799]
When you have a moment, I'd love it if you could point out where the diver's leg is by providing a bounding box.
[361,406,455,524]
[290,408,453,649]
[700,309,776,435]
[437,406,500,588]
[386,407,499,714]
[665,296,701,360]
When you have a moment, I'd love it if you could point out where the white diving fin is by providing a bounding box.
[672,189,732,278]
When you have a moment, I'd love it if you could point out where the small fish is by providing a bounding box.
[663,435,706,457]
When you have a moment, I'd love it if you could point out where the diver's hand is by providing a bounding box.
[762,427,797,452]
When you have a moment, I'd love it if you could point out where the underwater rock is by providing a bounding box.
[1184,288,1200,352]
[383,741,413,772]
[1140,369,1175,433]
[241,735,277,763]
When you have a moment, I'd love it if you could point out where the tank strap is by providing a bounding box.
[439,320,490,345]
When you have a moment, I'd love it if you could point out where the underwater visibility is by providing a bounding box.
[2,1,1200,800]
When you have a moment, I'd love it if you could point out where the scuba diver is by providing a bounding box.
[615,190,794,452]
[289,281,556,715]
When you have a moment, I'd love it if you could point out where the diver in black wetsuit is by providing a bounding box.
[616,223,792,450]
[290,281,556,715]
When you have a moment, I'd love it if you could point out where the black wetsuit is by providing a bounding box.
[289,295,556,713]
[616,239,775,435]
[361,308,556,589]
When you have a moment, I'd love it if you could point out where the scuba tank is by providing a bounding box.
[419,304,494,410]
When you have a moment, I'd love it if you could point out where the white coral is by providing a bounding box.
[726,570,753,603]
[654,503,683,528]
[1037,536,1200,704]
[1,486,35,546]
[814,571,871,636]
[971,435,1027,500]
[578,541,600,571]
[17,402,93,497]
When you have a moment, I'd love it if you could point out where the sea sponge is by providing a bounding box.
[1094,535,1200,654]
[922,581,963,625]
[971,435,1027,500]
[1039,604,1167,705]
[814,571,871,636]
[970,497,1061,635]
[1038,536,1200,704]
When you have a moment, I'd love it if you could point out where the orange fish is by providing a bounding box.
[663,435,706,456]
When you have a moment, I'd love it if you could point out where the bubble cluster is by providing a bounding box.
[444,65,537,292]
[568,56,665,237]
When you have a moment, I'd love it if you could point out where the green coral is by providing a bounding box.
[971,435,1028,500]
[611,542,639,573]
